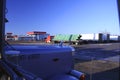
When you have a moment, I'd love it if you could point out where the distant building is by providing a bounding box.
[5,31,53,42]
[18,35,35,41]
[6,33,12,36]
[27,31,49,41]
[110,35,120,42]
[5,33,14,41]
[7,31,119,43]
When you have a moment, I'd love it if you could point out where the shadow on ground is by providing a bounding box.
[85,67,120,80]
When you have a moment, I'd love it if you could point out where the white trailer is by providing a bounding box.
[110,35,120,42]
[80,33,110,43]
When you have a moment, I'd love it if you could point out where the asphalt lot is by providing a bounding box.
[73,43,120,80]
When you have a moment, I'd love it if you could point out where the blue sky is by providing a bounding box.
[6,0,119,35]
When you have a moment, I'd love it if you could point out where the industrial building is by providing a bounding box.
[53,33,120,44]
[109,35,120,42]
[17,35,34,41]
[5,31,54,42]
[5,33,15,41]
[27,31,49,41]
[5,32,120,43]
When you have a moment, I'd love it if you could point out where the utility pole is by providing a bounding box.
[0,0,6,60]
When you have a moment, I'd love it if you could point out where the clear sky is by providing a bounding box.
[6,0,119,35]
